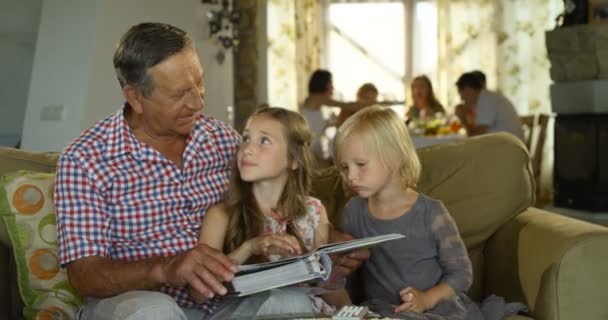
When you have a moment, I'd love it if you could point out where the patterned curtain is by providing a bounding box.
[436,0,563,202]
[267,0,322,110]
[436,0,563,113]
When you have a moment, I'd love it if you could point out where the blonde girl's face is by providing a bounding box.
[338,133,393,199]
[411,79,429,106]
[238,116,291,183]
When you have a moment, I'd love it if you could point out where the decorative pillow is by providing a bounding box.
[0,171,82,320]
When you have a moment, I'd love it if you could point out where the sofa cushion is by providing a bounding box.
[416,133,534,250]
[0,147,59,248]
[0,171,81,320]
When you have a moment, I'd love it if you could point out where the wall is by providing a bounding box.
[21,0,234,152]
[0,0,42,147]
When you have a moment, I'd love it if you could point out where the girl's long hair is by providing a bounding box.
[223,107,315,255]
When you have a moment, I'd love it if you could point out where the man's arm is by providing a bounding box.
[67,243,237,300]
[455,104,488,136]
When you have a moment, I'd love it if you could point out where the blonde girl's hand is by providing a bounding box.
[395,287,432,313]
[246,233,302,257]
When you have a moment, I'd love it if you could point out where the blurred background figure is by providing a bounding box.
[300,69,371,162]
[336,82,379,127]
[406,75,445,122]
[454,72,524,141]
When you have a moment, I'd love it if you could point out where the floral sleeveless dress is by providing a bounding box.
[262,196,335,314]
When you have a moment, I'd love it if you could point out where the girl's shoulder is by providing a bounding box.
[304,196,325,214]
[415,193,452,219]
[343,197,368,215]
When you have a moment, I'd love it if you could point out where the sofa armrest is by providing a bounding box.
[485,207,608,320]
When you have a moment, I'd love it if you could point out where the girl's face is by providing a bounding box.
[238,116,291,183]
[338,133,394,199]
[411,79,430,107]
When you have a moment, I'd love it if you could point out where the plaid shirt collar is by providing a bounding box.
[103,103,217,161]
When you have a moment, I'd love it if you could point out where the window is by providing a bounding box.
[325,0,437,118]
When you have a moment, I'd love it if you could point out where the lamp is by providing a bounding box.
[202,0,241,49]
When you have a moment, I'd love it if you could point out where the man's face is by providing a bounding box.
[458,86,479,107]
[138,46,205,137]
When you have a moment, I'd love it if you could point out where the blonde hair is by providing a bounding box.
[224,107,315,255]
[333,105,421,188]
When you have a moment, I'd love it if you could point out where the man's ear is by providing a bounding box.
[123,85,144,114]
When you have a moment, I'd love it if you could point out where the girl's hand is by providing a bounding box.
[395,287,432,313]
[246,233,302,257]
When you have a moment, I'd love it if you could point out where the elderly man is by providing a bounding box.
[55,23,240,320]
[454,72,524,141]
[55,23,368,320]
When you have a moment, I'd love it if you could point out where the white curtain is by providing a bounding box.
[267,0,322,110]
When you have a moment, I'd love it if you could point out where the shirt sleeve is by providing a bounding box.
[54,153,111,267]
[430,202,472,293]
[475,91,497,127]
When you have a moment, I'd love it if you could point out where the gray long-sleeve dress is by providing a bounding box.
[341,194,482,320]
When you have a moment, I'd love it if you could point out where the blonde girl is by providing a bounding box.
[333,106,482,319]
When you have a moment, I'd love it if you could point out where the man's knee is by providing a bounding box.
[83,291,188,320]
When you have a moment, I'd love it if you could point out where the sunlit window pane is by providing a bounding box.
[328,3,406,102]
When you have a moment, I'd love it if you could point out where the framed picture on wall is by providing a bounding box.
[589,0,608,23]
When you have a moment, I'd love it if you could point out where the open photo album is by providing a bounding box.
[225,233,405,297]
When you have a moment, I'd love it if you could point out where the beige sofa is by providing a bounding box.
[1,133,607,319]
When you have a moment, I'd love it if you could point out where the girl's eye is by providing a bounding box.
[241,135,250,143]
[356,162,367,167]
[261,136,271,144]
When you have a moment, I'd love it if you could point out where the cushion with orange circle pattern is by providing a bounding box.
[0,171,82,320]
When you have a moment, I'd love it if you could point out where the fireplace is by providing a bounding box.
[547,24,608,212]
[553,114,608,211]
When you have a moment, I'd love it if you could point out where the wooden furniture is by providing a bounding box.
[520,114,549,206]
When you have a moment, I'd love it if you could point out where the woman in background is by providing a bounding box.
[406,75,445,121]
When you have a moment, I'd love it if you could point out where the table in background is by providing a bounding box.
[411,134,465,149]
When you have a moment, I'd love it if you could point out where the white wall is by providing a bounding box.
[21,0,234,152]
[0,0,42,147]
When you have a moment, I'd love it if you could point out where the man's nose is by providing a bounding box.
[186,88,204,111]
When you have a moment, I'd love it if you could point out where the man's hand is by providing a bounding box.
[161,243,237,303]
[395,287,432,313]
[329,231,370,278]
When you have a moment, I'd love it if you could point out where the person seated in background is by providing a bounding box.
[454,72,524,141]
[406,75,445,122]
[336,83,379,127]
[300,69,372,161]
